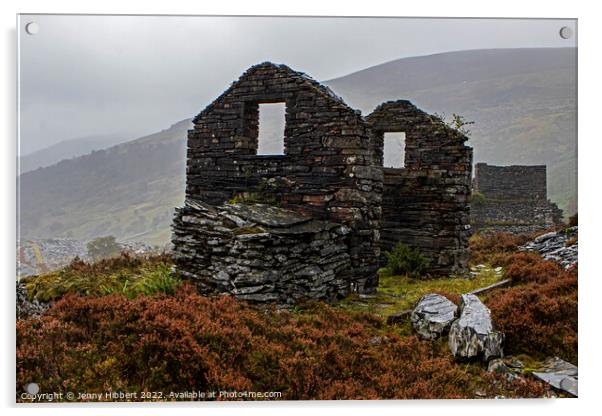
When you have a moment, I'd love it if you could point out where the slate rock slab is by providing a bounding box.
[532,357,578,397]
[448,293,503,361]
[16,281,50,320]
[411,294,458,340]
[520,226,578,269]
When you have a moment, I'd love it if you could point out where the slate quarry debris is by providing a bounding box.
[532,357,578,397]
[172,62,473,302]
[520,226,578,269]
[16,281,49,320]
[411,293,458,340]
[448,294,504,361]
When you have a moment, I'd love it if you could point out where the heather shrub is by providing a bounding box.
[486,261,577,364]
[469,232,534,266]
[17,284,546,401]
[382,243,429,278]
[503,253,565,285]
[433,291,461,306]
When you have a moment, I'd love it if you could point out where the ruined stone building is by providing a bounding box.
[471,163,563,234]
[172,62,472,304]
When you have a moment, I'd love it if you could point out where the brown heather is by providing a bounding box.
[17,283,546,401]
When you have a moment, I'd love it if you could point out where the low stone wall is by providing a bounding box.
[471,163,564,234]
[471,198,562,234]
[172,199,353,304]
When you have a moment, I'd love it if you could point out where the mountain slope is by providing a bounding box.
[20,134,131,173]
[19,120,191,245]
[324,48,577,213]
[18,48,577,245]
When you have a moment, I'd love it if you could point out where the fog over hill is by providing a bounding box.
[19,134,132,173]
[18,48,577,245]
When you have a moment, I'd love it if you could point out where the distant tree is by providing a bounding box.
[86,236,121,261]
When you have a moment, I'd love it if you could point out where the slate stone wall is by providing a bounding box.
[473,163,547,200]
[471,163,564,234]
[172,200,352,304]
[173,64,475,301]
[366,101,473,277]
[180,62,382,292]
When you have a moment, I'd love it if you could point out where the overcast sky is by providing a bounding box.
[18,15,576,154]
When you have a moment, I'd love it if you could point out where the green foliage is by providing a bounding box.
[449,113,475,137]
[86,236,121,261]
[432,112,475,137]
[24,254,179,302]
[381,243,429,279]
[120,264,180,299]
[228,178,281,206]
[470,191,487,206]
[338,268,502,317]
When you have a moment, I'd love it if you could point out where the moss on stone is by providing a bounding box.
[232,226,266,236]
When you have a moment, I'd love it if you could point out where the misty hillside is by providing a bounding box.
[325,47,577,213]
[18,48,577,245]
[20,134,130,173]
[19,120,191,245]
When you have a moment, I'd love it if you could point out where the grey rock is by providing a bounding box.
[532,357,578,397]
[411,294,458,340]
[503,356,524,369]
[448,294,504,361]
[16,281,50,320]
[487,358,509,374]
[520,227,578,269]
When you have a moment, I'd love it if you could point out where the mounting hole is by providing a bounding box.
[559,26,573,40]
[25,22,39,35]
[26,382,40,395]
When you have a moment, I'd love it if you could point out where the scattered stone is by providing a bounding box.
[448,294,504,361]
[503,356,524,369]
[487,358,509,375]
[520,226,578,269]
[386,310,412,325]
[532,357,578,397]
[487,358,520,381]
[369,336,382,346]
[411,294,458,340]
[16,281,50,320]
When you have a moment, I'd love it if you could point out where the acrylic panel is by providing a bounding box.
[16,14,578,402]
